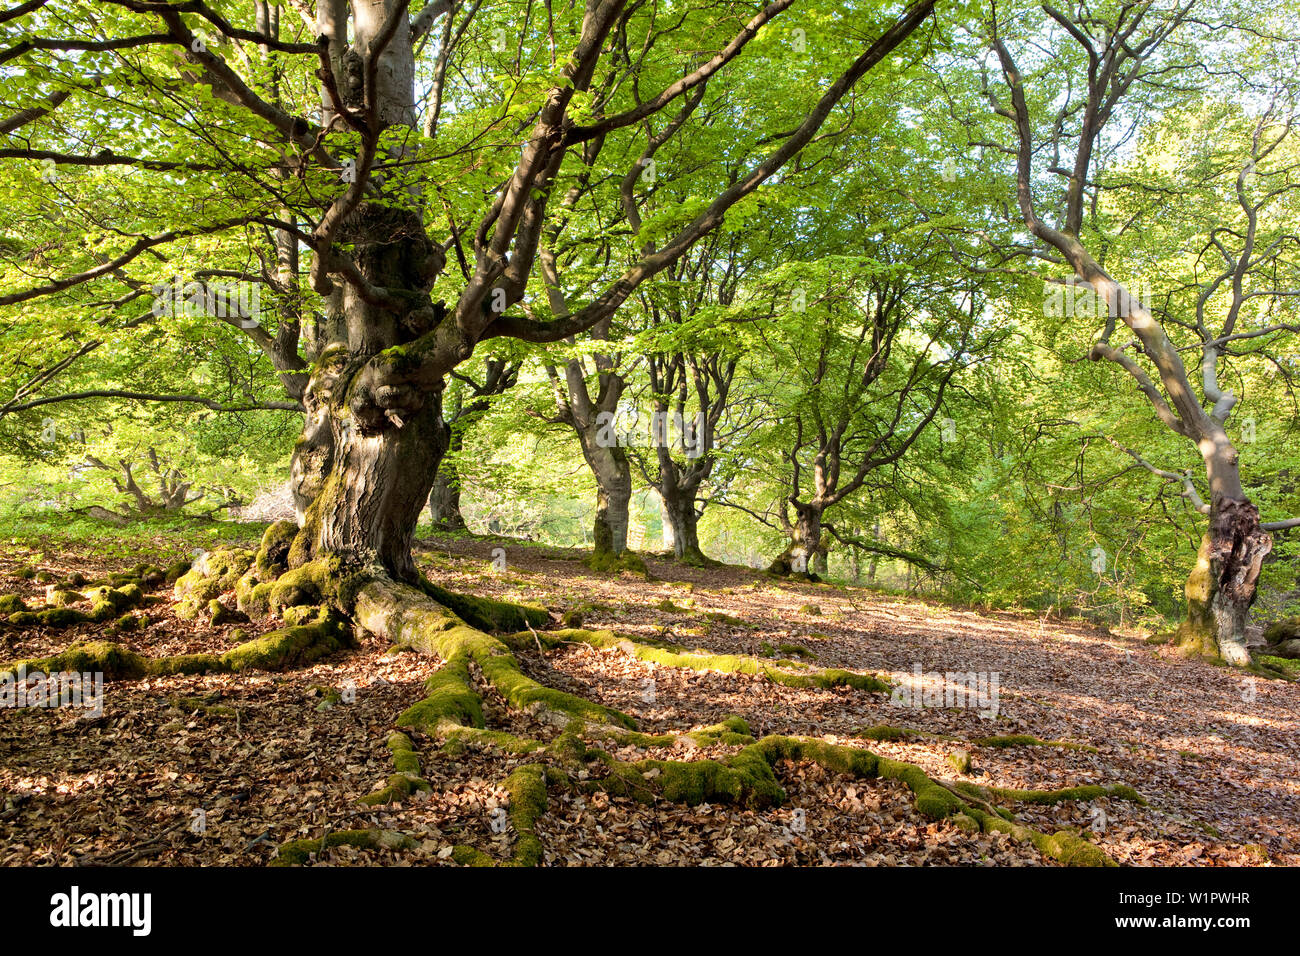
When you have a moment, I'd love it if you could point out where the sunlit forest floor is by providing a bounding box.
[1,521,1295,866]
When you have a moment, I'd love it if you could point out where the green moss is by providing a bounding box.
[0,594,27,614]
[1257,654,1300,677]
[219,606,351,672]
[208,599,237,625]
[163,560,191,584]
[947,750,973,774]
[968,808,1116,866]
[5,607,350,682]
[358,734,434,806]
[397,651,485,733]
[419,579,549,633]
[1,640,148,681]
[46,589,81,608]
[540,628,889,693]
[267,564,323,612]
[173,548,254,617]
[777,642,816,659]
[235,573,274,618]
[450,845,495,867]
[876,755,968,819]
[272,828,415,866]
[171,695,236,718]
[386,731,422,776]
[38,607,91,627]
[608,751,787,808]
[501,764,548,866]
[797,604,822,616]
[255,520,297,576]
[136,566,164,588]
[114,611,147,632]
[583,549,648,576]
[957,780,1145,806]
[704,611,752,628]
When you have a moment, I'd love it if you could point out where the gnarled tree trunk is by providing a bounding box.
[1176,500,1271,666]
[769,503,824,576]
[660,482,707,564]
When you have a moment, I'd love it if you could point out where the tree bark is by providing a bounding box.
[1176,499,1271,665]
[582,436,632,557]
[288,199,451,580]
[660,482,707,564]
[768,504,823,576]
[427,425,467,531]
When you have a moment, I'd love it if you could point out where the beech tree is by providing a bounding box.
[978,0,1300,664]
[635,233,753,566]
[0,0,938,609]
[756,258,982,576]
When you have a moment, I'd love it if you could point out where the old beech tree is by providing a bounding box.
[0,0,936,592]
[984,0,1300,665]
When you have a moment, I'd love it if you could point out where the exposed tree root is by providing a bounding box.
[511,627,891,692]
[346,573,1137,866]
[449,765,549,867]
[353,576,635,733]
[359,731,432,806]
[0,606,351,682]
[953,780,1145,807]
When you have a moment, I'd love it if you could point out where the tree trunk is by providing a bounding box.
[427,426,467,531]
[289,200,450,580]
[661,485,707,565]
[293,368,445,580]
[588,446,632,556]
[768,505,823,576]
[1176,498,1271,665]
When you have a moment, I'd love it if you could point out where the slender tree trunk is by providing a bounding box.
[579,435,631,556]
[427,426,467,531]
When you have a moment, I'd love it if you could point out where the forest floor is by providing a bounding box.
[0,522,1296,867]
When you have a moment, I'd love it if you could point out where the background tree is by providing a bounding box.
[975,0,1300,663]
